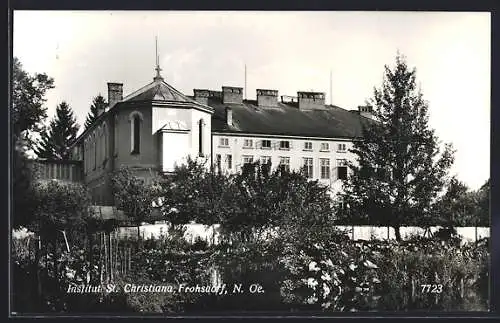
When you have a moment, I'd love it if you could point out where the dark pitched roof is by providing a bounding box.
[209,98,373,139]
[122,78,213,112]
[70,77,213,148]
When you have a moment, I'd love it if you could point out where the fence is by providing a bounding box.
[110,224,490,244]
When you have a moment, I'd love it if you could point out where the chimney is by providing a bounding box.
[222,86,243,104]
[358,105,374,119]
[225,107,233,126]
[193,89,210,105]
[297,91,326,111]
[107,83,123,108]
[256,89,279,107]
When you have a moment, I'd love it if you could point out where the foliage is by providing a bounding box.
[111,167,158,234]
[372,238,489,311]
[280,241,382,311]
[30,180,92,245]
[434,178,490,227]
[34,101,80,160]
[158,158,335,243]
[13,146,37,229]
[85,94,107,130]
[158,157,231,226]
[12,57,54,228]
[341,53,455,240]
[11,56,55,148]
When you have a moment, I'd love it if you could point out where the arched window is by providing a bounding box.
[129,111,143,155]
[198,118,205,156]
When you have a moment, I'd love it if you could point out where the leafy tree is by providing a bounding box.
[340,54,455,241]
[475,179,490,226]
[31,181,92,250]
[84,94,107,130]
[12,57,54,228]
[11,57,55,148]
[111,168,157,240]
[34,101,80,160]
[158,158,335,244]
[433,177,474,227]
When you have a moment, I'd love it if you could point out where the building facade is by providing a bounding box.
[50,68,374,205]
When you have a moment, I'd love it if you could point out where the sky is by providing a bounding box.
[13,11,490,190]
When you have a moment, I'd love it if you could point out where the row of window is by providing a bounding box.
[219,137,347,152]
[214,154,348,180]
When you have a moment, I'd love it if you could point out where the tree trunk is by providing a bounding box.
[394,226,402,241]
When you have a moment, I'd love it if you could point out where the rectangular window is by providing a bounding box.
[280,140,290,150]
[260,156,272,165]
[261,140,272,149]
[216,154,222,172]
[243,155,254,165]
[219,137,229,147]
[303,157,313,178]
[337,159,348,180]
[337,143,347,152]
[279,156,290,172]
[320,158,331,179]
[304,142,313,150]
[226,154,232,169]
[243,139,253,148]
[320,142,330,151]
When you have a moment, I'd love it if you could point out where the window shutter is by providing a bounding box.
[289,141,293,149]
[256,140,261,149]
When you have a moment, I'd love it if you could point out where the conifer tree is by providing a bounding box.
[35,101,80,160]
[340,54,455,241]
[84,94,107,130]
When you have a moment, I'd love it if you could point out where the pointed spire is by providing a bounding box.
[154,36,163,81]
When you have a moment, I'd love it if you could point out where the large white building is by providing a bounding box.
[34,65,374,206]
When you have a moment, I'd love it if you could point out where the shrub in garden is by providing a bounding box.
[366,238,489,311]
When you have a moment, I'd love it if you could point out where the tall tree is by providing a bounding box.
[12,57,54,228]
[340,54,455,241]
[34,101,80,160]
[84,94,107,130]
[12,57,55,148]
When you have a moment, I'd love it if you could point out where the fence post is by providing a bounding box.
[110,230,113,282]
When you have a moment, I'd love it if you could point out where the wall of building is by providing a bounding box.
[82,113,114,205]
[114,105,159,170]
[211,133,357,192]
[153,105,212,172]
